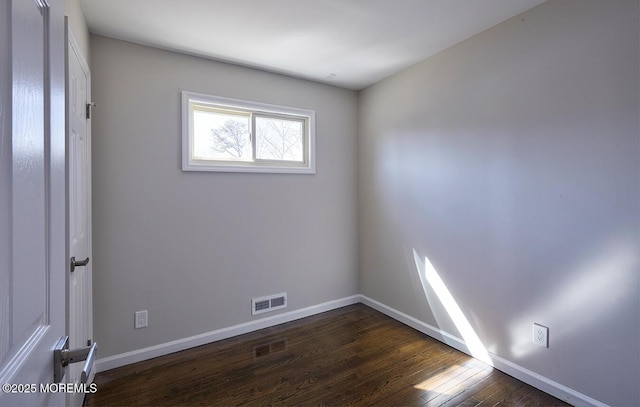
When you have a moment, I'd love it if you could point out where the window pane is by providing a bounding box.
[193,108,251,161]
[183,91,315,173]
[255,116,304,162]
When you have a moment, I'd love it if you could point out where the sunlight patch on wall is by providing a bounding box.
[509,240,638,358]
[413,249,493,366]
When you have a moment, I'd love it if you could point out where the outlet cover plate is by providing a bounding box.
[532,323,548,347]
[135,310,148,329]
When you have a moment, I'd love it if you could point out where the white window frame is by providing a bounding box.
[182,91,316,174]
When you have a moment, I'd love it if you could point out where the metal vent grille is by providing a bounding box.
[254,300,270,312]
[252,293,287,315]
[270,296,285,308]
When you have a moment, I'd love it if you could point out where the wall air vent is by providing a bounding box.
[252,293,287,315]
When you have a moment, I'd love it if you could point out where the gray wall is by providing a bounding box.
[358,1,639,406]
[91,35,358,357]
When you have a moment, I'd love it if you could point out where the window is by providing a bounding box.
[182,91,315,173]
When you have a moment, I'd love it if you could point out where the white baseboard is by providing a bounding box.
[358,295,608,407]
[95,295,360,372]
[96,294,606,407]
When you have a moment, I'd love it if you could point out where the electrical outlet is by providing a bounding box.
[135,310,148,329]
[532,323,548,347]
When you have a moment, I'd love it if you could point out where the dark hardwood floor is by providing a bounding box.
[85,304,570,406]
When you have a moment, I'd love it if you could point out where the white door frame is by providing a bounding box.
[66,20,94,407]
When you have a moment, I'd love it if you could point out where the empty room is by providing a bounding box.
[1,0,638,406]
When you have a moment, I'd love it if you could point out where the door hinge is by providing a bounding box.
[70,256,90,273]
[86,102,96,120]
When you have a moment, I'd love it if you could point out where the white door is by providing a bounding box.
[66,21,94,407]
[0,1,66,406]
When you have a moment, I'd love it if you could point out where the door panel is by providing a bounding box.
[0,1,66,405]
[11,0,47,351]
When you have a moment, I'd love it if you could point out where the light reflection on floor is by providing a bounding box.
[414,361,491,391]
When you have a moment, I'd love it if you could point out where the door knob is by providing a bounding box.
[70,256,90,272]
[53,336,98,383]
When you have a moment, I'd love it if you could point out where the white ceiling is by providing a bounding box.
[81,0,546,90]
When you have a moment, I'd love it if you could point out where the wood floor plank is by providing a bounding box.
[334,348,469,406]
[84,304,571,407]
[306,337,458,405]
[420,361,495,407]
[438,370,507,407]
[475,372,529,406]
[234,314,410,405]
